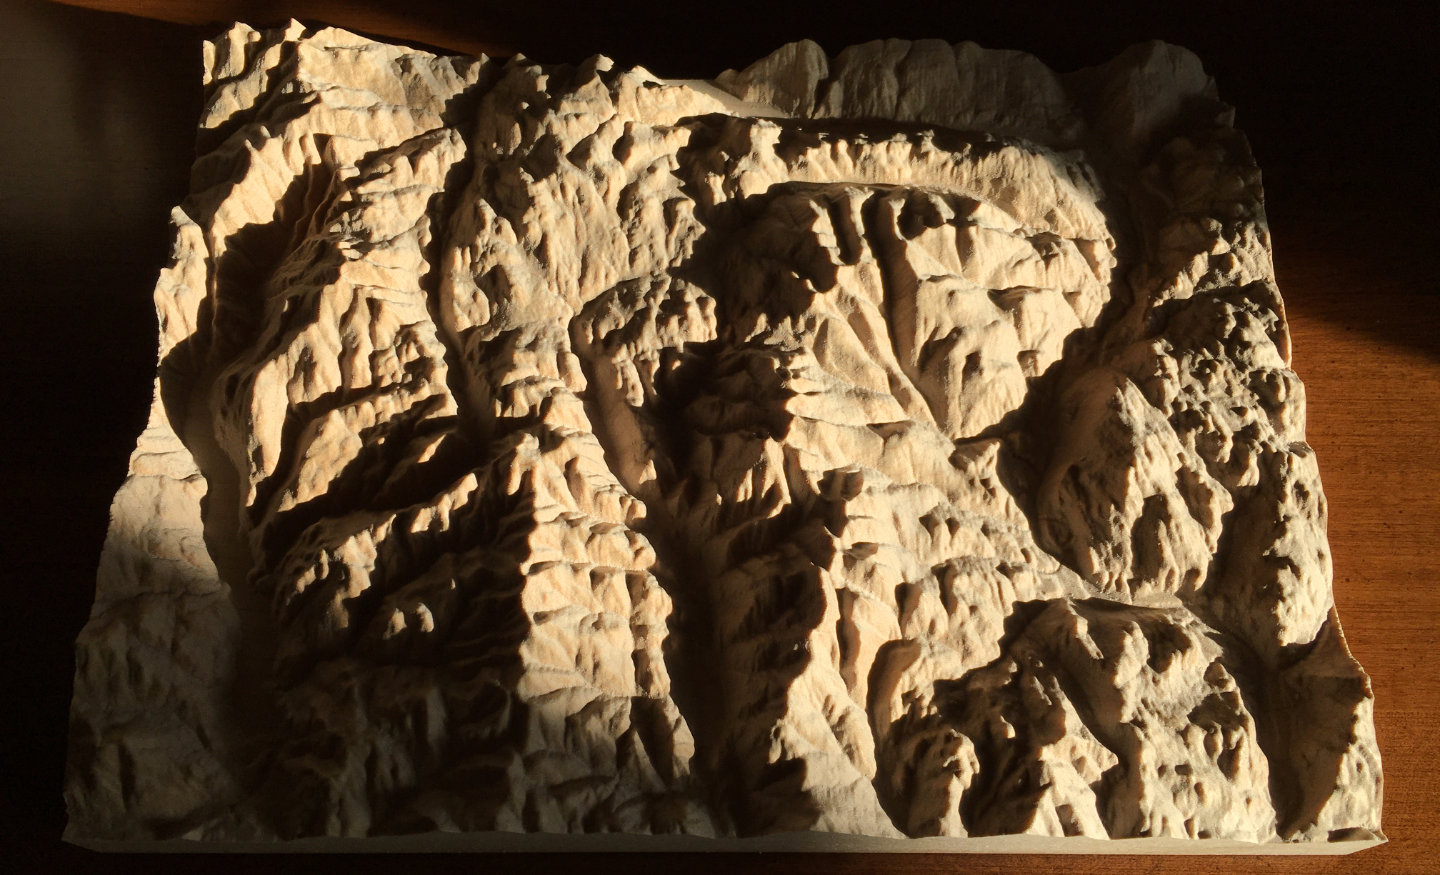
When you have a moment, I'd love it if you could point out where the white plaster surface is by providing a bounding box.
[64,23,1382,851]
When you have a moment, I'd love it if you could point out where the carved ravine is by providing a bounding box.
[65,22,1383,852]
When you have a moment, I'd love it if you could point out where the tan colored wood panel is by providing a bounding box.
[22,2,1438,870]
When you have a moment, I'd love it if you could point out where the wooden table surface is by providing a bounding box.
[2,1,1435,872]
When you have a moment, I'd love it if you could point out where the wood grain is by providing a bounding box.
[1276,218,1440,874]
[6,1,1436,872]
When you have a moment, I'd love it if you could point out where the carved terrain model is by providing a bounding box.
[65,22,1383,852]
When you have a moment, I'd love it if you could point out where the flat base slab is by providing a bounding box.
[69,829,1385,855]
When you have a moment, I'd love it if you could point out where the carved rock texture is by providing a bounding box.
[65,23,1382,850]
